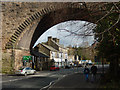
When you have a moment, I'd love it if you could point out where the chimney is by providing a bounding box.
[48,36,52,45]
[53,38,57,42]
[53,38,59,44]
[57,39,59,44]
[48,36,52,41]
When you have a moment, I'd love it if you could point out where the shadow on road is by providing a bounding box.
[2,76,57,89]
[48,73,101,89]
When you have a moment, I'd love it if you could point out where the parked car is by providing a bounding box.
[15,67,36,76]
[88,63,93,65]
[86,63,93,65]
[50,65,60,71]
[65,65,71,69]
[78,64,83,67]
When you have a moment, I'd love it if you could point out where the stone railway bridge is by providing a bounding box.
[1,2,109,73]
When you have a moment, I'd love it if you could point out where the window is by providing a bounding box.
[57,53,59,58]
[25,67,31,70]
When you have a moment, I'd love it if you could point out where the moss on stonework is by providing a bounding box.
[2,57,15,74]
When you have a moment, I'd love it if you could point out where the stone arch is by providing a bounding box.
[5,2,106,50]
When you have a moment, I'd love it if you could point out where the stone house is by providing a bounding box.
[34,36,69,69]
[46,36,69,67]
[32,46,49,71]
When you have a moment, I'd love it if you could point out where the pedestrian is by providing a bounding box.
[90,64,97,83]
[84,65,90,82]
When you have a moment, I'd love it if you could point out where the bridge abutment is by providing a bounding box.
[2,49,31,74]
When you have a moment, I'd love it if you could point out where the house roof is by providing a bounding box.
[31,50,49,58]
[51,39,65,49]
[42,44,58,52]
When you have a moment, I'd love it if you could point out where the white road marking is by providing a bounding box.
[40,80,55,90]
[40,74,67,90]
[1,78,24,83]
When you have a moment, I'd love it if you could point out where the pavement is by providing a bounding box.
[48,73,101,90]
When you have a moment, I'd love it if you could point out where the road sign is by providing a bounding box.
[23,56,32,62]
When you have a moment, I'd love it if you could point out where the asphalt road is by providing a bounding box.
[1,67,84,90]
[48,64,109,90]
[1,64,109,90]
[2,76,57,89]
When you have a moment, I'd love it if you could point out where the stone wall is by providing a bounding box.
[1,2,63,49]
[2,49,30,73]
[14,49,31,70]
[2,2,101,49]
[47,38,59,51]
[38,44,50,56]
[2,49,13,73]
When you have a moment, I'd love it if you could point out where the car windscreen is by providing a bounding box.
[25,67,31,70]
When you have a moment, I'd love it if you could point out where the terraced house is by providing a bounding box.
[33,36,69,70]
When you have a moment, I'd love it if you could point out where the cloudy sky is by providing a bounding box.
[33,20,96,48]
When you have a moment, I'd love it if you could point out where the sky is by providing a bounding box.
[33,20,96,48]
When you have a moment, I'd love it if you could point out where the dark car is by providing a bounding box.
[78,64,83,67]
[65,65,71,69]
[86,63,93,65]
[50,65,60,71]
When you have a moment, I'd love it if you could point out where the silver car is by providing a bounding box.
[15,67,36,76]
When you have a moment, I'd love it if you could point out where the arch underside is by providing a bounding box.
[30,8,105,49]
[5,3,107,51]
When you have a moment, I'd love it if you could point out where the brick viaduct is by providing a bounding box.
[1,2,107,73]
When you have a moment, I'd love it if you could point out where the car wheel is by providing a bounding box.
[24,72,27,76]
[33,71,36,75]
